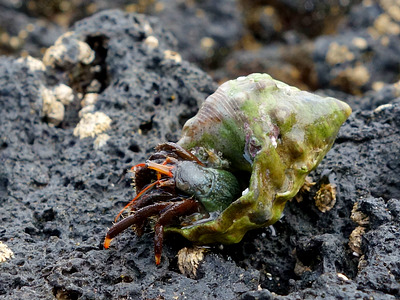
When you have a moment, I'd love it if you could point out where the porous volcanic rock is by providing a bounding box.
[1,8,399,300]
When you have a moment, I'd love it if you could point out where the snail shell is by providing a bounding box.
[166,73,351,244]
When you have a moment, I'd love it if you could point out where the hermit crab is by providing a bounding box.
[104,73,352,264]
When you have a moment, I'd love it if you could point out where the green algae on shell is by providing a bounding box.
[167,73,352,244]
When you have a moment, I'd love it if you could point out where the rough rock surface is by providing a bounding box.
[0,8,399,300]
[218,1,400,94]
[0,0,244,72]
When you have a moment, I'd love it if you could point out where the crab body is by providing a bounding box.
[104,73,352,263]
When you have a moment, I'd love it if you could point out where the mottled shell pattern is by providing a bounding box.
[167,73,352,244]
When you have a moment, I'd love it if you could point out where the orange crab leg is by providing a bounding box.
[114,179,166,222]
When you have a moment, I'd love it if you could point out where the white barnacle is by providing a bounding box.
[53,84,74,105]
[43,32,95,67]
[163,50,182,63]
[17,55,45,72]
[41,85,65,126]
[0,242,14,263]
[94,133,111,149]
[80,93,99,107]
[73,112,112,139]
[144,36,159,49]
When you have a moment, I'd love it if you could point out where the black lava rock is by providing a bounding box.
[1,7,400,300]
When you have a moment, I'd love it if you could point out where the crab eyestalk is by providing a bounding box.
[174,161,241,212]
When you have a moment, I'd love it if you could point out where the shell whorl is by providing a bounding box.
[195,75,279,127]
[178,73,351,172]
[179,75,278,145]
[194,85,246,128]
[177,74,283,168]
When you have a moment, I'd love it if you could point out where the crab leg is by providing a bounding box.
[104,202,172,249]
[114,178,171,222]
[131,194,184,236]
[153,199,199,265]
[156,142,204,166]
[132,193,180,210]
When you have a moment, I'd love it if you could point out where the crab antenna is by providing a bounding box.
[114,179,165,222]
[146,161,174,177]
[131,163,146,171]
